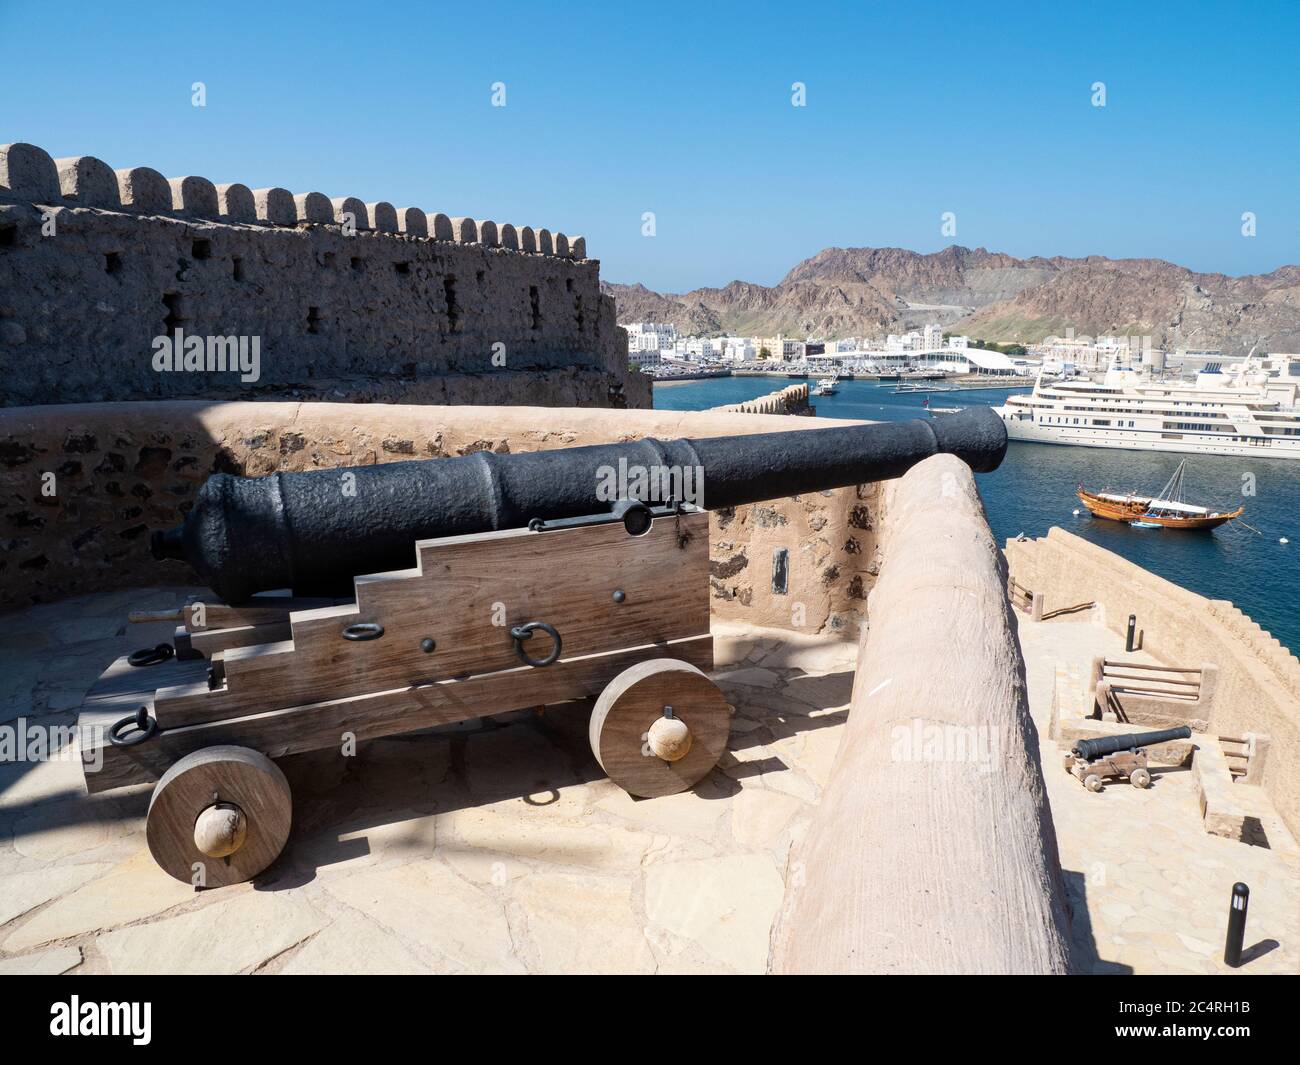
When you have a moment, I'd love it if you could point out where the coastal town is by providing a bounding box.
[628,320,1234,382]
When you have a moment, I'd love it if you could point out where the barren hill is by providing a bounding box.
[603,246,1300,357]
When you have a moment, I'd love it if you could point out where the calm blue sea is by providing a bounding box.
[655,376,1300,654]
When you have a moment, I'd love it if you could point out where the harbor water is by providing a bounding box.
[655,376,1300,655]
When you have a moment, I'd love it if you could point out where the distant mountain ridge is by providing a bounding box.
[603,246,1300,357]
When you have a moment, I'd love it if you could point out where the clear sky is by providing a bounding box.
[2,0,1296,291]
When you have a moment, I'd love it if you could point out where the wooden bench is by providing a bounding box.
[1088,657,1217,732]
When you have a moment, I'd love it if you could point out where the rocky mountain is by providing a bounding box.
[603,246,1300,357]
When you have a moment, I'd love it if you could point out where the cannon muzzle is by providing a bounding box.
[1072,726,1193,761]
[154,406,1008,602]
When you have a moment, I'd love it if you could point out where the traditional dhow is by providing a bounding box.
[1077,460,1243,530]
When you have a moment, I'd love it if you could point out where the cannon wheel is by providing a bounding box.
[1130,767,1152,789]
[589,658,731,799]
[1083,773,1104,793]
[146,745,292,887]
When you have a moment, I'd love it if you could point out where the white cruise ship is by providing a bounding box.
[993,356,1300,459]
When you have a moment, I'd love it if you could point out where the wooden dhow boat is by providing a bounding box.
[1077,460,1243,530]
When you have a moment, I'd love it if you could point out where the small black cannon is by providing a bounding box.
[1066,725,1193,791]
[152,406,1008,602]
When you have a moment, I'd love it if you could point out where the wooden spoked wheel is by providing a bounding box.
[146,745,292,887]
[590,658,731,799]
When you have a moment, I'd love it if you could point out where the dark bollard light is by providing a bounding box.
[1223,882,1249,967]
[1125,614,1137,652]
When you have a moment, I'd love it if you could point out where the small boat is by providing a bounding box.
[1077,460,1243,530]
[922,397,963,415]
[812,376,838,396]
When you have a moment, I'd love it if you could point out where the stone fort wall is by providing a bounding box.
[0,142,647,410]
[1006,527,1300,843]
[713,383,812,416]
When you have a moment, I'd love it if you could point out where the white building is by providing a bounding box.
[627,348,662,369]
[625,322,678,353]
[886,331,923,352]
[923,324,944,350]
[722,337,755,362]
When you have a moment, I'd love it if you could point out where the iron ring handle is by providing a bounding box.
[342,622,385,641]
[510,621,562,668]
[109,706,158,747]
[128,643,175,667]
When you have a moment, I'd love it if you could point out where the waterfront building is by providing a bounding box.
[628,347,662,369]
[753,335,806,361]
[723,337,756,362]
[626,322,678,354]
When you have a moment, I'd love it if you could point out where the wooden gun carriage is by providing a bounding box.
[78,408,1008,886]
[83,505,730,886]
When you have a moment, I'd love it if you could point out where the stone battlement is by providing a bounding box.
[0,142,583,254]
[713,383,812,416]
[0,142,645,410]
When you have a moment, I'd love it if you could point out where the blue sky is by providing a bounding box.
[2,0,1296,291]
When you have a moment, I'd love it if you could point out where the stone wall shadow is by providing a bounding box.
[1061,868,1132,974]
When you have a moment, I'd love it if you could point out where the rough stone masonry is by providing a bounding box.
[0,142,647,409]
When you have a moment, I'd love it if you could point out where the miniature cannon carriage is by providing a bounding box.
[79,408,1009,886]
[1063,726,1193,792]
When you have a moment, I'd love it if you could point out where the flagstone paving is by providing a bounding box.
[0,590,1295,973]
[1017,614,1300,976]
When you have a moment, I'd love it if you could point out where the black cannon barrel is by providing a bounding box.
[152,405,1007,603]
[1072,726,1193,762]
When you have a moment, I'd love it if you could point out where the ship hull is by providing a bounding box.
[1076,490,1242,530]
[998,412,1300,460]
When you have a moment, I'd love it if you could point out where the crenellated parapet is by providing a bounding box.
[0,142,588,260]
[0,141,636,411]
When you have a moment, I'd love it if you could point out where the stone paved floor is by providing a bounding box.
[0,590,852,974]
[1017,613,1300,975]
[0,591,1295,973]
